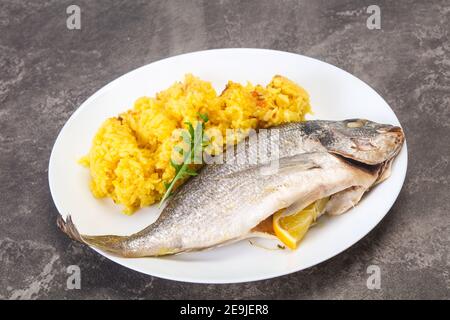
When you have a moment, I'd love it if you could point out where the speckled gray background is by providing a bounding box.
[0,0,449,300]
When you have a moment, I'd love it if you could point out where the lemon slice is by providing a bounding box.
[273,197,329,249]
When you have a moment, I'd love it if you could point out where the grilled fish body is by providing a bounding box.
[58,119,404,257]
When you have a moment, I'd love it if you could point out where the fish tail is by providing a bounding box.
[57,215,84,243]
[57,215,129,256]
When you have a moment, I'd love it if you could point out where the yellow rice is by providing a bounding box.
[79,74,311,214]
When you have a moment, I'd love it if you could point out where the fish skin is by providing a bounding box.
[57,119,404,257]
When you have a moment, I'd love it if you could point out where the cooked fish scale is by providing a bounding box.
[58,119,404,257]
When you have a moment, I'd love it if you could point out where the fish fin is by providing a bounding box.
[277,154,321,171]
[375,158,393,185]
[325,186,367,216]
[256,153,321,176]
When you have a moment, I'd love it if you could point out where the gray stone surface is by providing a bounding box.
[0,0,449,300]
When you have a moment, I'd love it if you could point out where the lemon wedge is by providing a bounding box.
[273,197,329,249]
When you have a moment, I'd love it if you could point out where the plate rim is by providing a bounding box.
[49,48,408,284]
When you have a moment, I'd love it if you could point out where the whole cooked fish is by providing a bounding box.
[58,119,404,257]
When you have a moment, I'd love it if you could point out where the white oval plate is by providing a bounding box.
[49,49,407,283]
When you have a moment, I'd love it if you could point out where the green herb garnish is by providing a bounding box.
[158,113,209,207]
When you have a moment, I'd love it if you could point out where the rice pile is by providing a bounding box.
[79,74,311,214]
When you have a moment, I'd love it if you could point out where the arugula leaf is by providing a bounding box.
[198,112,209,123]
[158,114,209,207]
[184,121,195,142]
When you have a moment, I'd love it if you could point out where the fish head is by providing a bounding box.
[318,119,405,165]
